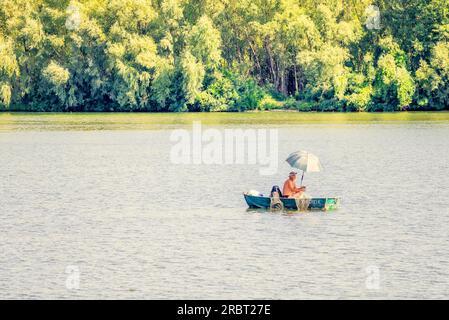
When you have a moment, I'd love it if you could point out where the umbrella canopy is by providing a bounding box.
[286,151,322,184]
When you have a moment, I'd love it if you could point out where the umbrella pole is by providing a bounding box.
[301,172,304,185]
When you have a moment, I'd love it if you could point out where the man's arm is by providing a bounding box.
[290,180,304,193]
[294,184,306,192]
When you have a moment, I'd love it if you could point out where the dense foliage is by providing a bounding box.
[0,0,448,112]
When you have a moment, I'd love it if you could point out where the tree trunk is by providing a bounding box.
[279,68,286,95]
[294,65,299,94]
[265,41,277,87]
[248,40,262,80]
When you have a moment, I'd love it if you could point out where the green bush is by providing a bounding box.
[234,78,265,111]
[258,95,284,110]
[281,99,318,112]
[317,99,343,112]
[296,101,317,112]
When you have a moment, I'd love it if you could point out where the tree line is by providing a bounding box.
[0,0,448,112]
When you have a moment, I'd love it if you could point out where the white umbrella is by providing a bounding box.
[285,150,322,184]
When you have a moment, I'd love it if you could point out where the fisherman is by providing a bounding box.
[282,171,306,198]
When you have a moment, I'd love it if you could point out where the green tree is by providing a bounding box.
[0,0,448,112]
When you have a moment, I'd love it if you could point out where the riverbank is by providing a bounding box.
[1,111,449,131]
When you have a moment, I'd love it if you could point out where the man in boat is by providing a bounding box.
[282,171,306,198]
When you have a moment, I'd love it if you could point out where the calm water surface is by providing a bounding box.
[0,112,448,299]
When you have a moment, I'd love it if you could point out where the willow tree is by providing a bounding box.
[0,36,19,107]
[415,41,449,110]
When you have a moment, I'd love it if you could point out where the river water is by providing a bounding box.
[0,112,448,299]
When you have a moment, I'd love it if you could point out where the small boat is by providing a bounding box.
[244,151,340,211]
[243,193,340,211]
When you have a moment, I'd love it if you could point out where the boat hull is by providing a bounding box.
[243,194,340,211]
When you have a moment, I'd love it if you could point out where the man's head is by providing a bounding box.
[288,171,297,181]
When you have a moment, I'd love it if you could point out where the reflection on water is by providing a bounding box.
[0,115,448,299]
